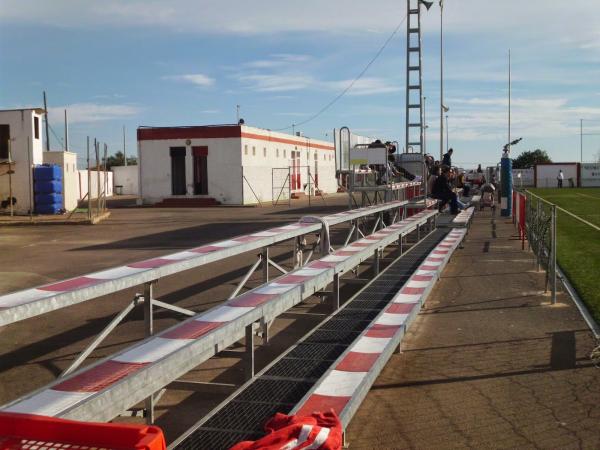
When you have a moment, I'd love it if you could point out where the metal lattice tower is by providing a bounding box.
[405,0,426,154]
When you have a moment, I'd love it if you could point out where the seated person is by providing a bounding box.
[431,166,459,215]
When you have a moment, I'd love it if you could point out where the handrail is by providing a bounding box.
[0,199,414,327]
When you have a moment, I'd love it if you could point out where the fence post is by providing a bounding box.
[536,198,541,272]
[551,205,557,304]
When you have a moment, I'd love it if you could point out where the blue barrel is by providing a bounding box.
[35,203,63,214]
[35,193,63,205]
[33,164,62,181]
[500,155,513,216]
[34,180,63,194]
[33,164,64,214]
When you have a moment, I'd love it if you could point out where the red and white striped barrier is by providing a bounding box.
[2,210,437,422]
[452,206,475,228]
[292,228,467,426]
[513,191,526,250]
[0,200,417,327]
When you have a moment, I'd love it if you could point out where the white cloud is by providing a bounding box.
[163,73,215,87]
[323,77,402,96]
[48,103,142,124]
[237,73,314,92]
[0,0,598,46]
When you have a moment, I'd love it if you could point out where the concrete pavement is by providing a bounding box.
[347,210,599,449]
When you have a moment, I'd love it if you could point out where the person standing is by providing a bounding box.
[477,164,483,173]
[557,169,564,188]
[442,148,453,167]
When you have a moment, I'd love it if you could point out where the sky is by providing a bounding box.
[1,0,600,168]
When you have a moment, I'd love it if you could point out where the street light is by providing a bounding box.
[445,114,449,153]
[439,0,445,162]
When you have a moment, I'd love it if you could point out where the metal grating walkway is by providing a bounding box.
[173,229,448,450]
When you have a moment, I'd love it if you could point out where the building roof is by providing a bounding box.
[0,107,46,114]
[137,124,334,150]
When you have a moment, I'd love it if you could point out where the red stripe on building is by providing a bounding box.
[241,132,334,151]
[136,126,334,150]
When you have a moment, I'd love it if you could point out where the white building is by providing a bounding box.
[42,150,79,211]
[0,108,45,214]
[137,124,337,205]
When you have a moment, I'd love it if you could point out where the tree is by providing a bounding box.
[105,151,137,169]
[512,149,552,169]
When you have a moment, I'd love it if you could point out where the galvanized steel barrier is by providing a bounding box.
[1,203,437,426]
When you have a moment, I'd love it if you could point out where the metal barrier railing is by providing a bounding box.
[521,190,557,303]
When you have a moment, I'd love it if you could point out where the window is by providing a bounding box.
[306,151,309,160]
[263,147,267,157]
[244,145,248,155]
[283,149,287,158]
[34,116,40,139]
[276,148,279,158]
[0,124,9,159]
[323,154,326,161]
[252,146,256,156]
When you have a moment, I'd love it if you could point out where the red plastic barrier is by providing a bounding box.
[0,412,166,450]
[230,410,342,450]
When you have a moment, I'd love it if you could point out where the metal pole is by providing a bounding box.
[331,273,340,312]
[87,137,91,220]
[64,109,68,150]
[143,281,154,423]
[245,324,254,380]
[445,114,449,153]
[551,205,557,304]
[8,139,13,216]
[123,125,127,167]
[27,137,33,219]
[580,119,583,163]
[508,49,511,155]
[262,247,269,283]
[43,91,50,151]
[95,140,100,217]
[439,0,444,162]
[103,143,108,212]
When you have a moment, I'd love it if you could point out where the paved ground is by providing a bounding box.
[347,210,600,449]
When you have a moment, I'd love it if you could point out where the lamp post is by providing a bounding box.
[423,96,427,154]
[445,114,449,153]
[439,0,444,162]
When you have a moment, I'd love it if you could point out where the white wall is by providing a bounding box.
[137,125,336,205]
[0,109,44,214]
[112,165,139,195]
[139,137,242,204]
[78,170,113,199]
[536,164,578,188]
[42,151,79,211]
[581,163,600,187]
[512,168,534,187]
[241,126,336,204]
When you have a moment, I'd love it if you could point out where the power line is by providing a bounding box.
[274,13,408,132]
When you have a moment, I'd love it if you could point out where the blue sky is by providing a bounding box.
[1,0,600,168]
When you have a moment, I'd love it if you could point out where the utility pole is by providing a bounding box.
[508,49,511,155]
[580,119,583,163]
[123,125,127,166]
[43,91,50,151]
[64,109,68,150]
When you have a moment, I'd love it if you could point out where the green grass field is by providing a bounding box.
[529,188,600,323]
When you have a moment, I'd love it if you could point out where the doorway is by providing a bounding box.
[170,147,187,195]
[192,146,208,195]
